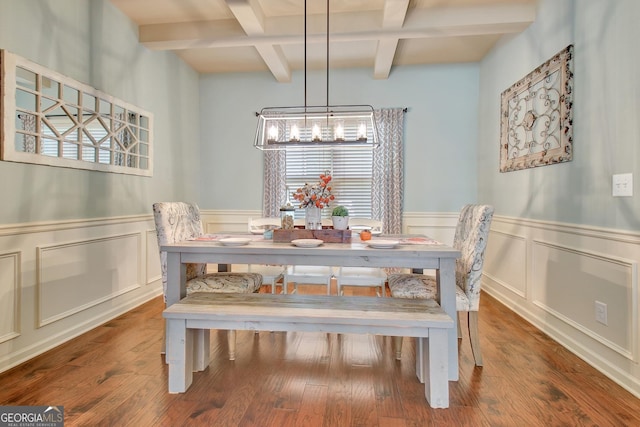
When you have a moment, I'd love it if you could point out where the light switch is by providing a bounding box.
[612,173,633,197]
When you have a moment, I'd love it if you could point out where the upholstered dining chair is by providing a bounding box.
[347,218,383,235]
[152,202,263,360]
[388,204,494,366]
[232,217,286,294]
[335,218,387,296]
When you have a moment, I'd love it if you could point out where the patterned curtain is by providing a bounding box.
[20,114,37,153]
[372,108,405,234]
[114,113,132,167]
[262,150,287,217]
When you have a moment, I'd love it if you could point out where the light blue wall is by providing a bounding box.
[199,64,480,212]
[0,0,201,223]
[478,0,640,230]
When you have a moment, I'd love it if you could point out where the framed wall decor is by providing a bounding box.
[1,49,153,176]
[500,45,574,172]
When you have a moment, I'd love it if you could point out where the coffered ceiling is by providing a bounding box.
[109,0,537,82]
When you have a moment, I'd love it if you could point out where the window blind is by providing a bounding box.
[285,147,373,218]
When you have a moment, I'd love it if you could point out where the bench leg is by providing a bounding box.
[193,329,210,371]
[420,330,449,408]
[166,319,194,393]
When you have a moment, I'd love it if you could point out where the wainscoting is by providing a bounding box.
[483,215,640,398]
[3,209,639,400]
[0,215,163,373]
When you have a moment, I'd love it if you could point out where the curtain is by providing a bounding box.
[372,108,405,234]
[20,114,37,153]
[262,108,405,227]
[262,150,287,217]
[114,113,134,167]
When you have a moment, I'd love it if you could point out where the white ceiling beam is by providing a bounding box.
[226,0,291,82]
[140,4,535,51]
[374,0,410,79]
[374,39,400,80]
[226,0,265,33]
[382,0,410,29]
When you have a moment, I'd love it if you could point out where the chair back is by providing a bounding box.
[453,204,494,311]
[248,217,281,234]
[152,202,207,300]
[348,218,383,234]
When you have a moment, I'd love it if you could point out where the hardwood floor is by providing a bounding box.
[1,284,639,426]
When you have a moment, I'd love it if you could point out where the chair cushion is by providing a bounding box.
[387,273,470,311]
[187,272,263,294]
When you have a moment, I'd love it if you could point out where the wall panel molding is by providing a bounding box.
[0,250,21,343]
[0,214,151,237]
[146,229,161,285]
[0,215,162,374]
[483,214,640,397]
[483,229,527,298]
[531,239,637,361]
[37,233,143,327]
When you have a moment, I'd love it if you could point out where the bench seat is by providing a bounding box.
[163,292,454,408]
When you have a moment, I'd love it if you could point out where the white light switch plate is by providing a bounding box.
[613,173,633,197]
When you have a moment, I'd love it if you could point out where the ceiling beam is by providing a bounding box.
[140,4,535,49]
[226,0,291,82]
[139,3,535,78]
[374,0,410,79]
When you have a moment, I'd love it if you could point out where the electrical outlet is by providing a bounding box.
[595,301,608,325]
[612,173,633,197]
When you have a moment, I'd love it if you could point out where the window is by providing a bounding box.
[1,49,153,176]
[286,147,373,218]
[266,108,404,234]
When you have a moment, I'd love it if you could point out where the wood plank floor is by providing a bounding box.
[1,283,639,426]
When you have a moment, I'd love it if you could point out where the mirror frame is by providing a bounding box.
[1,49,153,176]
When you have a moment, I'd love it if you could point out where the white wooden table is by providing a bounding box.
[162,235,460,380]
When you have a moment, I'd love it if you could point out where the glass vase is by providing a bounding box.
[305,206,322,230]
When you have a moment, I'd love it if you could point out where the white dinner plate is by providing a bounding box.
[219,237,252,246]
[291,239,324,248]
[365,239,399,249]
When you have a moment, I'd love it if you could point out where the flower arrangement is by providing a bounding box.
[292,173,335,208]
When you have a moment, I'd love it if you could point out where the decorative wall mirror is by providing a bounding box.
[1,50,153,176]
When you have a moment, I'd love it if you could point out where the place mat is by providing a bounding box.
[398,237,443,245]
[191,234,264,242]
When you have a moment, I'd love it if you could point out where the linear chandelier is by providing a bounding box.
[254,0,379,150]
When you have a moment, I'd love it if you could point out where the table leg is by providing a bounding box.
[415,337,425,383]
[164,253,187,356]
[166,252,187,305]
[438,258,459,381]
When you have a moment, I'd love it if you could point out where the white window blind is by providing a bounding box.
[285,148,373,218]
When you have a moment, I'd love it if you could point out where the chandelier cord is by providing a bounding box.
[304,0,307,112]
[326,0,330,111]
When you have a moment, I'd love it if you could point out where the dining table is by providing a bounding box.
[162,234,461,381]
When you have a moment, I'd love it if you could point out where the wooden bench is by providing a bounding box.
[163,292,454,408]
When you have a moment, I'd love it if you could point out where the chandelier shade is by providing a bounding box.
[253,0,378,151]
[254,105,379,150]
